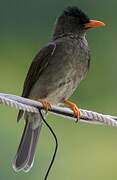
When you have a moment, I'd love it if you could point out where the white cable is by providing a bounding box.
[0,93,117,127]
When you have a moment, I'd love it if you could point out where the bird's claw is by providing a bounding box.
[70,103,81,122]
[63,100,81,122]
[39,99,51,113]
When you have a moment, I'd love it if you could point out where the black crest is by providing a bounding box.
[63,6,90,24]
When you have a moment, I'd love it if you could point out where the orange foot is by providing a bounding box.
[64,99,81,122]
[39,99,51,113]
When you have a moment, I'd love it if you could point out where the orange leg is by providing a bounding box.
[39,99,51,112]
[63,99,81,122]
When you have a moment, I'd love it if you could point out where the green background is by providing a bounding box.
[0,0,117,179]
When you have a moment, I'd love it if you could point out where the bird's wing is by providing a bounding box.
[22,42,56,98]
[17,42,57,121]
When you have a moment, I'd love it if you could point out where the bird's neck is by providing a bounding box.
[52,31,86,41]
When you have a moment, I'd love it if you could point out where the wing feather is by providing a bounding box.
[17,42,56,121]
[22,43,56,98]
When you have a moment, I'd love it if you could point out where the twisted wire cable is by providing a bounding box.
[0,93,117,127]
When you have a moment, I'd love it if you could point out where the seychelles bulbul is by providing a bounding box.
[12,6,105,172]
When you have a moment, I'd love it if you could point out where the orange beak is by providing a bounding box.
[85,20,106,29]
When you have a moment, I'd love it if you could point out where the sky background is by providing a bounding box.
[0,0,117,179]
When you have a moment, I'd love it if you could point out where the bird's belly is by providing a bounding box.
[29,66,82,105]
[46,76,78,104]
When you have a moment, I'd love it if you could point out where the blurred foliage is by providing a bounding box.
[0,0,117,179]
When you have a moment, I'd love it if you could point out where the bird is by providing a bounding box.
[12,6,105,172]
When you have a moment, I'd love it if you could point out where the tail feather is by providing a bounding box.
[12,113,42,172]
[23,125,41,172]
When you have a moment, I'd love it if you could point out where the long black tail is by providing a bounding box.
[12,113,42,172]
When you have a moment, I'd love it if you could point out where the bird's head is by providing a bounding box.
[53,6,105,38]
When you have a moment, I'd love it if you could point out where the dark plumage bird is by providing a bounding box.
[12,6,105,172]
